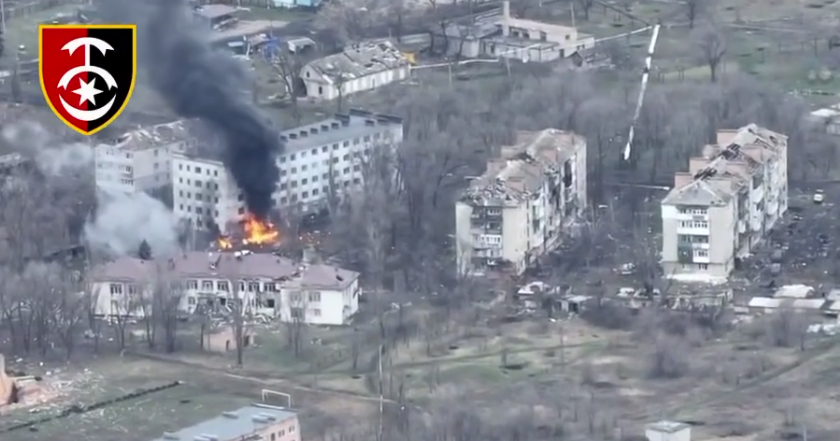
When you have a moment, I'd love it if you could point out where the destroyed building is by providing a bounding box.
[171,109,403,230]
[299,41,411,100]
[455,129,587,275]
[90,250,361,326]
[661,124,788,280]
[94,120,203,195]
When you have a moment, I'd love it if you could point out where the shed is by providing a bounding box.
[774,284,814,299]
[827,289,840,302]
[790,298,826,311]
[748,296,780,310]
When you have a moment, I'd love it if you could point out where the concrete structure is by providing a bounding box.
[170,109,403,228]
[455,129,587,275]
[300,41,410,100]
[809,103,840,135]
[171,153,238,231]
[90,251,361,325]
[149,404,299,441]
[645,421,691,441]
[429,1,594,62]
[661,124,788,280]
[94,120,199,194]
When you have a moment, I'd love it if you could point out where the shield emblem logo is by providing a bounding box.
[39,24,136,136]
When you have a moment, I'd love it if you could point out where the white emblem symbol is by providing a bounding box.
[57,37,118,122]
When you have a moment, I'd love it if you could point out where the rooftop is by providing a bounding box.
[91,251,360,291]
[192,4,237,20]
[0,152,27,169]
[661,178,734,206]
[149,404,296,441]
[278,109,403,156]
[645,420,691,433]
[464,129,584,205]
[499,16,577,38]
[662,123,785,206]
[209,20,284,43]
[306,41,409,83]
[105,120,201,151]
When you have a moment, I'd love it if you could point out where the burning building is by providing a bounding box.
[216,212,280,251]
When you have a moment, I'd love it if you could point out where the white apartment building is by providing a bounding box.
[455,129,587,276]
[94,120,199,193]
[170,109,404,231]
[90,250,361,326]
[661,124,788,280]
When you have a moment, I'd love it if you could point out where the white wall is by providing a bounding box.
[301,66,409,101]
[93,276,360,326]
[171,156,240,230]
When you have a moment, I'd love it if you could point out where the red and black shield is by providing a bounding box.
[39,24,136,136]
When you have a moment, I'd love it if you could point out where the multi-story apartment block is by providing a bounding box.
[94,120,198,194]
[91,250,361,326]
[455,129,587,276]
[170,109,403,231]
[661,124,788,279]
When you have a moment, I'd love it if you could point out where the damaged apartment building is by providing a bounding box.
[94,120,204,195]
[661,124,788,280]
[455,129,587,276]
[90,250,361,326]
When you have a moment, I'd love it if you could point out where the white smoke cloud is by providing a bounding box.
[85,187,179,258]
[1,121,93,176]
[2,120,180,257]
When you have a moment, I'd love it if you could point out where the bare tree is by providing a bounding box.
[694,21,727,82]
[286,291,308,357]
[53,267,86,359]
[576,0,595,20]
[111,285,141,351]
[683,0,712,29]
[270,48,314,125]
[153,260,185,353]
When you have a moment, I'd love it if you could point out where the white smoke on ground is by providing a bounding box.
[85,187,179,258]
[2,120,179,257]
[1,121,93,176]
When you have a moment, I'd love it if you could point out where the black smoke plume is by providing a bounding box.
[95,0,280,217]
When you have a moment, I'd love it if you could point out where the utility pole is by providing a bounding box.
[378,343,384,441]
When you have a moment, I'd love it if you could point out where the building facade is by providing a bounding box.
[170,109,403,230]
[455,129,587,276]
[90,251,361,326]
[300,41,410,100]
[149,404,299,441]
[430,1,595,62]
[661,124,788,280]
[94,120,198,194]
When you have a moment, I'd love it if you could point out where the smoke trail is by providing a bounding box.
[96,0,281,217]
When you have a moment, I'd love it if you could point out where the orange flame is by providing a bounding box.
[241,212,280,246]
[217,235,233,250]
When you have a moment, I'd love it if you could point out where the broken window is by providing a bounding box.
[562,160,573,187]
[217,281,229,291]
[109,283,123,295]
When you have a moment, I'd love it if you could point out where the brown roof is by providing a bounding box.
[91,252,359,291]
